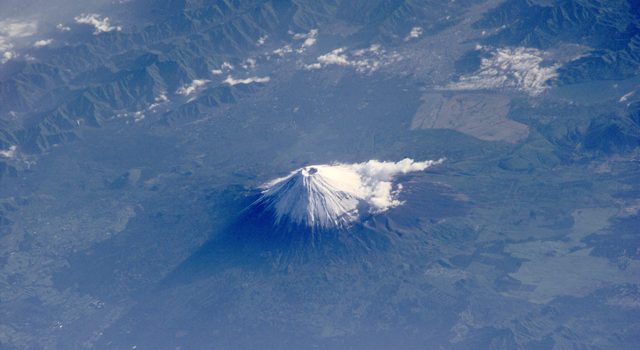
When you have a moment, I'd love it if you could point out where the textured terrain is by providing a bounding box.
[1,0,639,349]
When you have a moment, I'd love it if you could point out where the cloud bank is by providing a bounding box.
[344,158,444,212]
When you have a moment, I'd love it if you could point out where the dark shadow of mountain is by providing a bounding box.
[159,191,392,289]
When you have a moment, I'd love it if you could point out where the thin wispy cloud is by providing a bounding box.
[272,29,318,57]
[293,29,318,51]
[257,35,268,46]
[117,92,169,122]
[176,79,210,96]
[272,44,293,57]
[0,20,38,38]
[0,19,38,63]
[56,23,71,32]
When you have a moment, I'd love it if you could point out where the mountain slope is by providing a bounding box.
[252,159,443,229]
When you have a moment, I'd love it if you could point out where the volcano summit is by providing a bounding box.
[252,158,444,229]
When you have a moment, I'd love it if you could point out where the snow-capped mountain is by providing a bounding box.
[252,158,444,229]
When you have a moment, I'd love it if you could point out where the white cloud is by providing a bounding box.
[303,62,322,70]
[257,35,268,46]
[293,29,318,51]
[33,39,53,47]
[353,44,381,56]
[346,158,445,212]
[619,90,636,103]
[1,51,15,64]
[302,36,317,48]
[0,145,17,159]
[212,61,234,75]
[132,110,145,122]
[405,26,423,41]
[257,158,444,228]
[0,19,38,63]
[242,58,257,70]
[0,20,38,38]
[272,44,293,57]
[56,24,71,32]
[317,47,350,66]
[74,14,122,34]
[223,75,270,86]
[310,45,398,73]
[119,93,169,122]
[176,79,210,96]
[271,29,318,58]
[291,32,306,40]
[293,29,317,41]
[148,93,169,111]
[446,47,559,96]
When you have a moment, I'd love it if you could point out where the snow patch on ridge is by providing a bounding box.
[446,47,559,96]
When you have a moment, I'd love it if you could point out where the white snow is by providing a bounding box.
[446,47,559,96]
[254,158,444,228]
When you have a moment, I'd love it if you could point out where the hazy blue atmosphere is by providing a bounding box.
[1,0,639,349]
